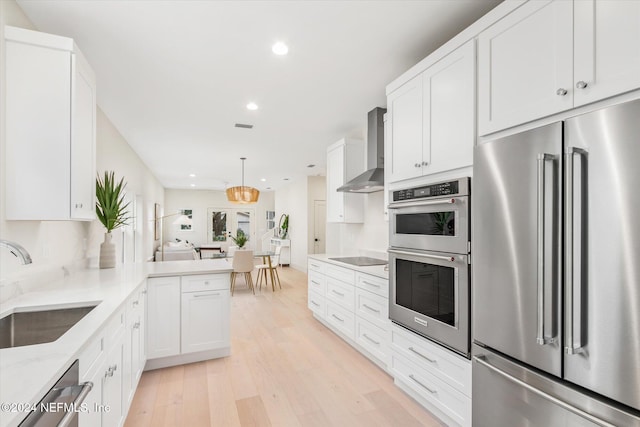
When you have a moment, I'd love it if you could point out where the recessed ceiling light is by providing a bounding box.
[190,184,195,187]
[272,42,289,56]
[307,164,315,168]
[246,102,258,111]
[266,187,271,190]
[260,178,266,182]
[189,173,196,178]
[284,178,290,181]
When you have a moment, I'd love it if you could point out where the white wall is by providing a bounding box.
[0,0,164,300]
[163,189,274,250]
[274,178,309,272]
[325,191,388,256]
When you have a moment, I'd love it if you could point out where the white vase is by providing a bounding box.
[99,232,116,269]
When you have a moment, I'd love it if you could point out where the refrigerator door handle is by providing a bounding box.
[473,356,616,427]
[565,147,586,355]
[537,153,555,345]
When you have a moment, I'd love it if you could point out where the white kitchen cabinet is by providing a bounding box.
[307,258,390,371]
[479,0,640,135]
[181,289,230,354]
[123,285,146,406]
[146,273,231,370]
[387,40,475,184]
[4,26,96,220]
[101,341,124,427]
[326,139,365,223]
[147,276,181,359]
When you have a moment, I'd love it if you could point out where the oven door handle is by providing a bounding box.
[388,248,456,262]
[388,198,457,209]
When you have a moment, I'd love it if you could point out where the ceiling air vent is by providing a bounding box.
[234,123,253,129]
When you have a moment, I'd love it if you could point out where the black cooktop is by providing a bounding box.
[328,257,388,267]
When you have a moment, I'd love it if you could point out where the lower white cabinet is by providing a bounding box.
[146,273,231,370]
[390,324,471,427]
[307,258,390,371]
[181,289,229,354]
[101,340,124,427]
[147,276,181,359]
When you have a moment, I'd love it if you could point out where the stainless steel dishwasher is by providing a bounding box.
[19,360,92,427]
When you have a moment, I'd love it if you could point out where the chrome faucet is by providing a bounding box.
[0,240,33,264]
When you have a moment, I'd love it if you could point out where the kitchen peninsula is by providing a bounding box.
[0,259,231,427]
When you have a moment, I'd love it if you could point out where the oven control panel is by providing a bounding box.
[393,179,466,202]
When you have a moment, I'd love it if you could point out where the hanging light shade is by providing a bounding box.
[226,157,260,203]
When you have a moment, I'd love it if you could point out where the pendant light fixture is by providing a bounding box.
[226,157,260,203]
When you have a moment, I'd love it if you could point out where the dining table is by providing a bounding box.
[209,250,278,290]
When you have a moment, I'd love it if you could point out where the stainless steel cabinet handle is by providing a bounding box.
[363,303,380,314]
[132,300,139,306]
[474,356,615,427]
[536,153,555,345]
[310,300,320,307]
[408,346,436,363]
[415,163,422,168]
[388,198,456,209]
[361,280,380,288]
[421,161,428,166]
[331,314,344,322]
[133,321,140,329]
[388,249,455,263]
[57,382,93,427]
[556,88,568,96]
[311,280,320,285]
[575,80,588,89]
[363,333,380,345]
[310,264,320,268]
[193,292,220,297]
[331,289,345,297]
[564,147,586,354]
[141,289,147,295]
[408,374,437,394]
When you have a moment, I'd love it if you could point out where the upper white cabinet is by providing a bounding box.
[5,26,96,220]
[479,0,640,135]
[326,138,364,223]
[387,40,475,184]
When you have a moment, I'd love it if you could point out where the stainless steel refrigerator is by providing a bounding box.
[472,99,640,426]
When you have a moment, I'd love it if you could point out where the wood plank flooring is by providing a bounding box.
[124,267,444,427]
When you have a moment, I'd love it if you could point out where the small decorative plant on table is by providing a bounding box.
[96,171,130,268]
[230,229,248,249]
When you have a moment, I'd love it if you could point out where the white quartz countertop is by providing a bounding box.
[308,254,389,280]
[0,259,231,427]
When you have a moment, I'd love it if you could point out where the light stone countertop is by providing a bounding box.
[307,254,389,280]
[0,259,232,427]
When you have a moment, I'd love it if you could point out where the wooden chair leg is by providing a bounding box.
[274,267,281,289]
[248,272,255,294]
[257,268,263,290]
[230,272,236,296]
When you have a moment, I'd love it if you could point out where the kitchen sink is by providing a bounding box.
[0,305,98,349]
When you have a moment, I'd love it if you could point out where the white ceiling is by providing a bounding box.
[17,0,501,192]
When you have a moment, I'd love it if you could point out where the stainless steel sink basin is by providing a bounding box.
[0,305,97,349]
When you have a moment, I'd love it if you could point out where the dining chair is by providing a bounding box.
[231,250,254,295]
[256,246,282,291]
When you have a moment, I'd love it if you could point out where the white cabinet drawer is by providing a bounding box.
[356,272,388,298]
[308,290,326,319]
[308,259,326,273]
[325,263,355,283]
[391,325,471,397]
[308,271,326,294]
[326,277,355,310]
[355,288,389,328]
[392,352,470,427]
[326,302,355,340]
[182,274,229,292]
[356,317,389,366]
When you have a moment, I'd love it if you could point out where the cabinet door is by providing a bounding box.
[387,75,423,183]
[478,0,573,135]
[424,40,475,175]
[147,277,181,359]
[181,290,230,354]
[102,342,124,427]
[326,144,345,222]
[79,361,103,427]
[574,0,640,106]
[70,51,96,220]
[5,38,71,220]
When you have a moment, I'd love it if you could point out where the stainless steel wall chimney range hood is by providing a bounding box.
[337,107,387,193]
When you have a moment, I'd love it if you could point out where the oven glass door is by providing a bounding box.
[389,248,470,357]
[389,197,469,254]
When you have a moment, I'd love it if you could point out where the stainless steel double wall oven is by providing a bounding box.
[388,178,471,358]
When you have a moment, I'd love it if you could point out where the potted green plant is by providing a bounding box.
[279,214,289,239]
[230,228,248,249]
[96,171,130,268]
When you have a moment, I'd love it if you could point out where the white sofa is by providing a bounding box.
[155,241,198,261]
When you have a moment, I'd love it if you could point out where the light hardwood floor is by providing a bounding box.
[124,267,444,427]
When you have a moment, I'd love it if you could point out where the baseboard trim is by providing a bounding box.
[143,347,230,371]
